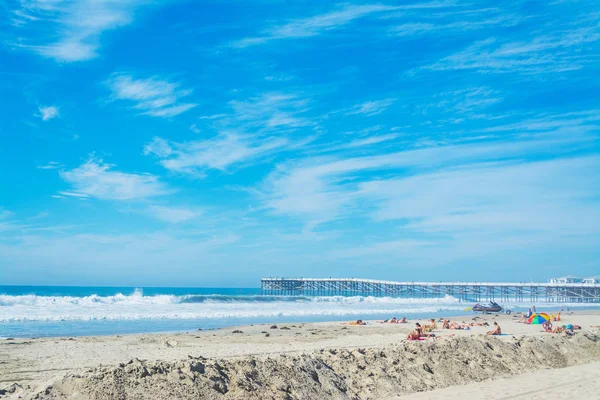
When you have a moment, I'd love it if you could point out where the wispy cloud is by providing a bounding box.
[0,209,15,220]
[144,134,292,176]
[426,27,600,74]
[361,156,600,236]
[417,87,503,116]
[9,0,155,62]
[105,73,197,118]
[37,106,60,121]
[37,161,62,170]
[390,13,520,37]
[231,4,398,48]
[58,156,169,200]
[345,98,396,117]
[346,133,399,148]
[147,205,203,223]
[189,124,201,134]
[324,154,600,264]
[260,117,597,226]
[144,91,317,175]
[228,92,312,129]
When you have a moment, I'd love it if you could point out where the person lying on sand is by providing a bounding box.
[349,319,366,326]
[487,322,501,335]
[442,319,450,329]
[399,317,407,323]
[449,321,470,330]
[467,321,489,327]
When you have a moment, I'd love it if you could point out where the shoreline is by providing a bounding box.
[2,311,600,399]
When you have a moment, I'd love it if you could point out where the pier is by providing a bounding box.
[261,278,600,303]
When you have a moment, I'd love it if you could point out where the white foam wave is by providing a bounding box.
[0,292,466,322]
[0,292,593,322]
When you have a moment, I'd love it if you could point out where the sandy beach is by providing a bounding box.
[2,311,600,399]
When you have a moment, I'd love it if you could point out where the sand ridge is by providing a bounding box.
[24,333,600,399]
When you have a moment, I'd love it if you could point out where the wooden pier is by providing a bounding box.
[261,278,600,303]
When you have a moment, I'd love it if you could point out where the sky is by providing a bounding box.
[0,0,599,287]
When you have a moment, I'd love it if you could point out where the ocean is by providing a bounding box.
[0,285,593,338]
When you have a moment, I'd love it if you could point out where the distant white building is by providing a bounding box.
[582,277,599,284]
[550,276,582,284]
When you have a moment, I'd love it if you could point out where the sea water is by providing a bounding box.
[0,286,594,338]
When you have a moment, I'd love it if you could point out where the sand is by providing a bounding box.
[394,361,600,399]
[1,311,599,399]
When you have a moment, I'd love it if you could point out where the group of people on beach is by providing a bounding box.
[516,307,583,334]
[351,305,585,341]
[404,319,501,340]
[440,319,490,330]
[542,321,581,334]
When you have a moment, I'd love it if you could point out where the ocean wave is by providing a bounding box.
[0,291,461,307]
[0,291,467,322]
[0,291,592,323]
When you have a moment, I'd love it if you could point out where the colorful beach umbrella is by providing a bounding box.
[527,313,551,324]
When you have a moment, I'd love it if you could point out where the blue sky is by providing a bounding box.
[1,0,599,287]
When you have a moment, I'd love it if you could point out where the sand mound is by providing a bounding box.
[28,333,600,400]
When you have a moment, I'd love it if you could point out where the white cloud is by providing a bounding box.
[37,106,60,121]
[58,191,90,199]
[231,4,398,48]
[228,92,312,129]
[10,0,155,62]
[260,128,596,224]
[189,124,201,134]
[345,98,396,116]
[144,134,291,175]
[346,133,399,148]
[360,156,600,237]
[390,14,520,37]
[418,87,502,115]
[58,156,169,201]
[106,73,197,118]
[426,27,600,74]
[144,91,316,176]
[480,110,600,134]
[147,205,203,223]
[320,155,600,264]
[0,209,15,220]
[37,161,62,169]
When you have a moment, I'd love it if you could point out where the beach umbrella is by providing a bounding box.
[527,313,551,324]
